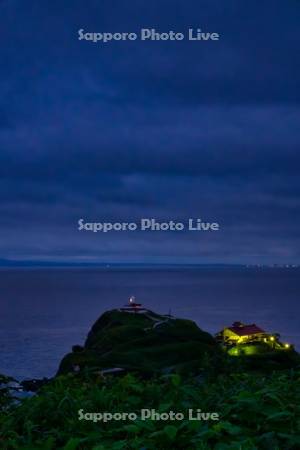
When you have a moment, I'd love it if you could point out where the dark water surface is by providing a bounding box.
[0,267,299,380]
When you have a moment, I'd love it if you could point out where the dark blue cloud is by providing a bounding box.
[0,0,300,263]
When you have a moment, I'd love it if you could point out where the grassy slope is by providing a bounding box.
[57,310,218,376]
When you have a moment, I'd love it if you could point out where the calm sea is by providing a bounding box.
[0,267,299,380]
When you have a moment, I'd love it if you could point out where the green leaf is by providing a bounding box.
[277,433,300,445]
[263,392,284,407]
[266,411,292,421]
[213,421,243,436]
[42,437,56,450]
[111,441,127,450]
[164,425,178,440]
[171,374,181,387]
[159,402,173,412]
[63,438,82,450]
[122,424,140,434]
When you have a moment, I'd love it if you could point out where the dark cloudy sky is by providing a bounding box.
[1,0,300,264]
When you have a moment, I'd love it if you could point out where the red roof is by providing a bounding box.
[228,323,265,336]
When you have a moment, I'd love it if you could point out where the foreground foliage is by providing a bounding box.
[0,369,299,450]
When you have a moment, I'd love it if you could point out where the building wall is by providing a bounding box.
[223,328,266,343]
[223,329,240,341]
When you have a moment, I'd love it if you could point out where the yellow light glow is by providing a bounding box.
[284,343,290,349]
[270,336,275,341]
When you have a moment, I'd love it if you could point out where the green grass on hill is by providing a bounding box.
[57,310,219,376]
[1,370,299,449]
